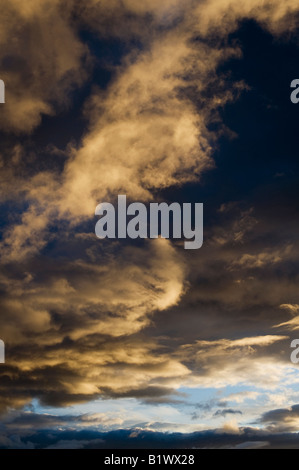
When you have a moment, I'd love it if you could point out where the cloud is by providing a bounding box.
[274,304,299,330]
[0,0,299,444]
[0,238,191,411]
[280,304,299,314]
[0,43,243,266]
[61,32,223,217]
[260,404,299,432]
[177,335,291,389]
[0,0,246,261]
[213,409,242,417]
[274,317,299,331]
[232,441,269,449]
[2,0,298,258]
[229,250,284,270]
[77,0,189,40]
[224,391,260,404]
[0,0,88,133]
[196,0,299,37]
[0,422,297,449]
[0,238,186,344]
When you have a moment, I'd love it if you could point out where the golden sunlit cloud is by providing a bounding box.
[0,0,299,448]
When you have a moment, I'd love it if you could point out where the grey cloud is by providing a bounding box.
[214,409,242,417]
[260,404,299,432]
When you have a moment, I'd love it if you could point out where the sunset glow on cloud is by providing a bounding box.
[0,0,299,449]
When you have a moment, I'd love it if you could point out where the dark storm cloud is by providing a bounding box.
[147,198,299,351]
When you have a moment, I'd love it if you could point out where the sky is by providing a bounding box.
[0,0,299,449]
